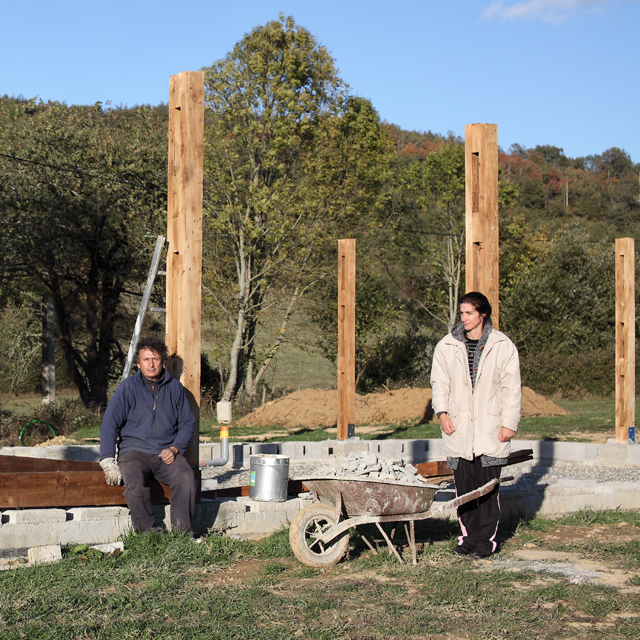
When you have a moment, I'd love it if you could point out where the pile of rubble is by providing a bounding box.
[313,451,428,486]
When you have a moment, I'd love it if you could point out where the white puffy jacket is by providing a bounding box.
[430,327,521,461]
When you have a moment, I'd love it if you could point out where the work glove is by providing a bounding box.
[100,457,123,486]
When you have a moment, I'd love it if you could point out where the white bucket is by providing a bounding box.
[249,454,289,502]
[216,400,232,423]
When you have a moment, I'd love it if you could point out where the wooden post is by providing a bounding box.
[616,238,636,444]
[337,239,356,440]
[166,71,204,467]
[465,123,500,328]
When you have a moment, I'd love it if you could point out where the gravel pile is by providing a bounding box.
[503,460,640,487]
[312,451,427,486]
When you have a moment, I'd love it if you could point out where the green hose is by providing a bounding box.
[19,419,57,446]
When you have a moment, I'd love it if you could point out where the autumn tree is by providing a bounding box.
[202,15,393,400]
[388,141,466,333]
[0,99,167,408]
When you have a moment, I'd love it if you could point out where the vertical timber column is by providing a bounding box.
[337,239,356,440]
[166,71,204,466]
[465,123,500,328]
[615,238,636,444]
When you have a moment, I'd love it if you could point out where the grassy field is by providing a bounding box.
[198,396,625,444]
[1,509,639,639]
[0,394,628,446]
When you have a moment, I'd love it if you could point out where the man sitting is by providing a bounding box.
[99,337,196,533]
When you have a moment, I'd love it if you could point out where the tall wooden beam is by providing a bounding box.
[166,71,204,467]
[337,239,356,440]
[465,123,500,328]
[615,237,636,444]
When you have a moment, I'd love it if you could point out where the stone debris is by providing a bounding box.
[89,542,124,556]
[27,544,62,565]
[313,452,428,486]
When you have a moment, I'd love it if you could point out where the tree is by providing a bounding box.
[388,142,466,333]
[0,99,168,408]
[202,15,393,400]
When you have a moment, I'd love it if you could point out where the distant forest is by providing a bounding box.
[0,18,638,405]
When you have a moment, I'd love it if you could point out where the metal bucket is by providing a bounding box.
[249,454,290,502]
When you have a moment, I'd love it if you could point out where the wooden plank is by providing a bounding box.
[616,238,636,443]
[465,124,499,328]
[337,239,356,440]
[0,472,170,508]
[0,457,100,473]
[166,71,204,467]
[0,462,201,508]
[416,460,452,478]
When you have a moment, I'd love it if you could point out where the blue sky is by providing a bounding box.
[2,0,638,162]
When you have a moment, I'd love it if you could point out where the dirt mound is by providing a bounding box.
[237,386,567,429]
[521,386,569,417]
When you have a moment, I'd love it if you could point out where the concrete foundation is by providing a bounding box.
[4,438,639,468]
[2,438,639,559]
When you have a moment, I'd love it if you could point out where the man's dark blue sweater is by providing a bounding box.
[100,369,195,460]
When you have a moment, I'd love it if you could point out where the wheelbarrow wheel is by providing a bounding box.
[290,503,349,568]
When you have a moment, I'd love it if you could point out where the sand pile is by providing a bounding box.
[238,386,568,429]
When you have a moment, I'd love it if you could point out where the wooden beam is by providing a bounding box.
[416,460,452,478]
[0,457,200,508]
[337,239,356,440]
[465,124,500,328]
[616,237,636,444]
[0,457,100,473]
[166,71,204,467]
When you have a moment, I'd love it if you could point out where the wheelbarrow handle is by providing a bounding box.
[426,476,512,518]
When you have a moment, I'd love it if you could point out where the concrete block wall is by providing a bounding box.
[0,438,640,469]
[0,506,130,556]
[3,439,640,468]
[1,496,310,553]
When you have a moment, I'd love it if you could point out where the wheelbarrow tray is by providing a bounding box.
[301,476,440,517]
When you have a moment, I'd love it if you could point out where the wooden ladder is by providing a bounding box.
[121,236,167,381]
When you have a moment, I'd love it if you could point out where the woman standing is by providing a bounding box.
[430,292,521,558]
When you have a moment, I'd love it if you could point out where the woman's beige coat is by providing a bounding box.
[430,328,521,461]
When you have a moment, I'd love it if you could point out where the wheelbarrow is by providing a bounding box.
[289,475,511,567]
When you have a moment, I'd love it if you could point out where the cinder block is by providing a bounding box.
[597,443,630,467]
[321,440,368,460]
[556,442,587,462]
[1,511,16,525]
[628,444,640,466]
[247,497,305,514]
[278,441,311,459]
[534,440,558,463]
[1,523,60,549]
[67,507,129,522]
[12,509,67,525]
[198,444,214,461]
[28,544,62,564]
[584,443,599,461]
[43,445,100,461]
[12,448,45,458]
[402,439,431,464]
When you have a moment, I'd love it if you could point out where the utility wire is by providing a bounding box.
[0,151,159,192]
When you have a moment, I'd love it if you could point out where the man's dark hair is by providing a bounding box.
[135,336,169,364]
[459,292,492,318]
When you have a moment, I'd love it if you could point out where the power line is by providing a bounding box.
[0,151,159,192]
